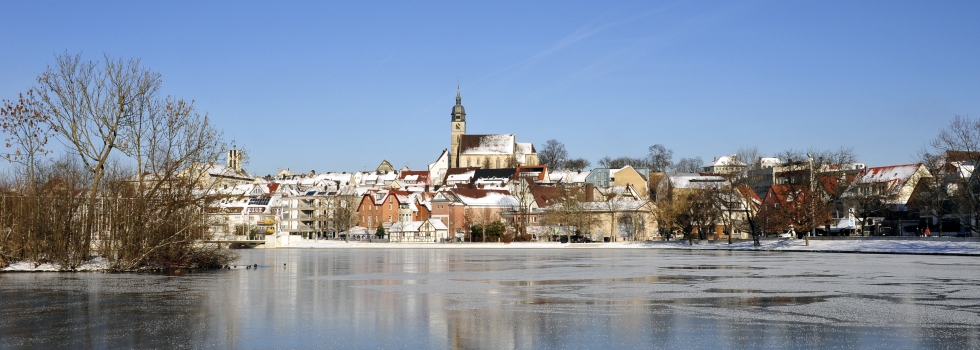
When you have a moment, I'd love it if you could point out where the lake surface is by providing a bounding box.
[2,248,979,349]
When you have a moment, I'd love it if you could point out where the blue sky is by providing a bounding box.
[1,1,978,176]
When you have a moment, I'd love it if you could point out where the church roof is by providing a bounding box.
[460,134,515,155]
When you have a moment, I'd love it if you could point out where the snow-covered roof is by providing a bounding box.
[515,142,535,162]
[759,158,781,168]
[456,192,519,207]
[668,174,728,189]
[446,171,475,183]
[854,164,923,184]
[706,155,745,167]
[597,185,641,201]
[389,219,448,233]
[952,162,975,179]
[207,164,251,179]
[460,134,515,155]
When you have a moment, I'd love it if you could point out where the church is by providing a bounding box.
[448,88,539,169]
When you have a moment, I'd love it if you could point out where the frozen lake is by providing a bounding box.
[2,249,979,349]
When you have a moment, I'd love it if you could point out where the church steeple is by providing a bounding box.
[451,86,466,122]
[450,86,466,168]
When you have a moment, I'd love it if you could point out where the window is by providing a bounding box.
[388,215,392,222]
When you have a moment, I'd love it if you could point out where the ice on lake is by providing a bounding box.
[2,249,978,349]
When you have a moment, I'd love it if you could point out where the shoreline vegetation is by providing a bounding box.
[1,53,236,272]
[5,239,976,272]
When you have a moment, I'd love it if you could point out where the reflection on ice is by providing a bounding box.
[1,249,979,349]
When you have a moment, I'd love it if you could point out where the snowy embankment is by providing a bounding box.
[6,239,977,272]
[285,238,980,255]
[1,257,108,272]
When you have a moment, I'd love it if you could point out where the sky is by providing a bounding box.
[1,1,978,176]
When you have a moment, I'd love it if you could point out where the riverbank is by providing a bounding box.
[5,238,978,272]
[1,257,108,272]
[285,238,980,256]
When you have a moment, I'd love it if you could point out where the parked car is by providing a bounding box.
[777,232,793,238]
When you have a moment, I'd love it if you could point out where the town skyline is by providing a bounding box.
[2,1,979,175]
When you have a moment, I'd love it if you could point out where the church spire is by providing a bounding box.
[451,85,466,121]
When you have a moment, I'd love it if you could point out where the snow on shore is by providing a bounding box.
[285,238,980,255]
[5,239,977,272]
[1,257,107,272]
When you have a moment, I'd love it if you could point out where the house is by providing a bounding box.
[703,155,746,175]
[357,190,403,230]
[847,163,931,210]
[843,163,932,235]
[388,219,449,243]
[911,151,980,235]
[428,149,450,187]
[582,185,659,242]
[585,166,650,198]
[443,167,479,186]
[430,186,518,240]
[656,173,729,196]
[547,170,590,185]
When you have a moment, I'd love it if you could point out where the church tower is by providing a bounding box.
[450,87,466,168]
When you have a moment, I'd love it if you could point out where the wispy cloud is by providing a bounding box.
[482,6,674,81]
[370,53,395,75]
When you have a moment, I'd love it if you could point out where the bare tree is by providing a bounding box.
[598,156,646,169]
[647,144,674,172]
[564,158,591,172]
[328,193,360,242]
[687,183,720,243]
[472,208,499,242]
[810,146,858,225]
[1,89,55,187]
[652,186,683,241]
[543,184,597,242]
[912,151,956,236]
[1,52,235,271]
[735,146,762,169]
[538,139,568,170]
[672,157,704,173]
[925,115,980,235]
[710,182,746,244]
[844,182,895,235]
[508,175,536,238]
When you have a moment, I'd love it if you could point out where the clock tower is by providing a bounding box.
[450,87,466,168]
